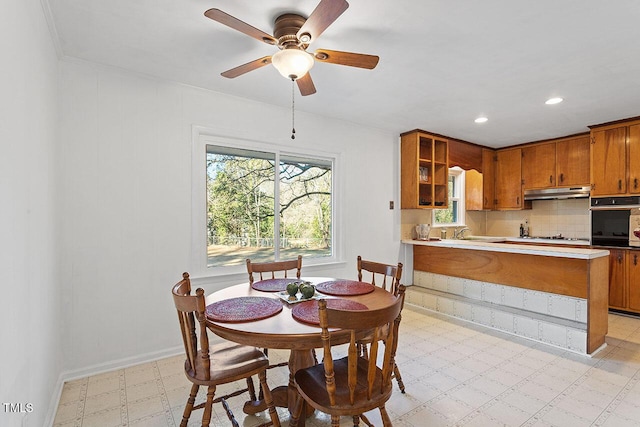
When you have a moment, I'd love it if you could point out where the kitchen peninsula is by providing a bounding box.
[402,239,610,355]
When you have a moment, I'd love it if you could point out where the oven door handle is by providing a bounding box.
[590,205,640,211]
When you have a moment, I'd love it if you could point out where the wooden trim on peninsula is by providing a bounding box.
[413,245,588,298]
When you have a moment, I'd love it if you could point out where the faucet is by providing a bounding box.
[453,227,470,239]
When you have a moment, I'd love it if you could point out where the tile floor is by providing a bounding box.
[54,307,640,426]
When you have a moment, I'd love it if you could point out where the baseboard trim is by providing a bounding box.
[44,345,183,426]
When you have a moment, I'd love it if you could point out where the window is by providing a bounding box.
[434,167,465,226]
[205,145,333,267]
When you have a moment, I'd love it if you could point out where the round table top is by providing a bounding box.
[205,277,397,350]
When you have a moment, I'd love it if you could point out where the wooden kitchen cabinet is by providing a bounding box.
[556,136,591,186]
[628,250,640,312]
[522,142,556,189]
[495,148,528,209]
[604,248,640,314]
[400,130,449,209]
[629,124,640,194]
[521,136,590,190]
[591,126,627,196]
[608,249,627,310]
[465,149,496,211]
[590,118,640,196]
[481,148,496,210]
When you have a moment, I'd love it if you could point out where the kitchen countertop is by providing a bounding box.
[402,238,609,259]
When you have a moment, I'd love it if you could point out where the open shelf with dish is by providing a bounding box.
[401,130,449,209]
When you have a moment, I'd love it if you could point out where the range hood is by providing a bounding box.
[524,186,591,201]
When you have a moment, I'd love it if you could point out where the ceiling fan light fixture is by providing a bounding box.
[271,47,314,80]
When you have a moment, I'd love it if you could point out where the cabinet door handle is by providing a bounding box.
[619,179,623,190]
[560,173,564,183]
[618,253,623,263]
[549,175,553,184]
[635,178,638,190]
[517,196,520,206]
[635,254,638,266]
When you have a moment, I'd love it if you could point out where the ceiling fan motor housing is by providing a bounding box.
[274,14,307,47]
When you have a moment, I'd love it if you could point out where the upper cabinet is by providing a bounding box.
[590,118,640,196]
[522,142,556,189]
[556,136,591,186]
[482,148,496,210]
[521,136,590,190]
[495,148,527,210]
[400,130,449,209]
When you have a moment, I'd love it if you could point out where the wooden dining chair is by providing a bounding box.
[289,285,407,427]
[172,272,281,427]
[246,255,303,284]
[246,255,304,371]
[357,255,403,294]
[356,256,406,393]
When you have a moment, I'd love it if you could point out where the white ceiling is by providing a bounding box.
[45,0,640,148]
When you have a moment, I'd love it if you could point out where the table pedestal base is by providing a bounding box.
[242,348,316,425]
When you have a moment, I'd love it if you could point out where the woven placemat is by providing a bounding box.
[291,299,368,325]
[251,278,296,292]
[206,297,282,323]
[315,280,375,296]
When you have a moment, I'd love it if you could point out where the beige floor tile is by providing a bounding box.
[53,311,640,427]
[125,364,157,386]
[58,382,84,405]
[129,411,172,426]
[537,406,594,426]
[127,395,165,422]
[53,401,79,424]
[499,389,547,414]
[482,400,533,426]
[126,379,161,401]
[160,372,190,391]
[80,407,123,427]
[86,376,121,396]
[83,390,121,415]
[157,355,185,377]
[164,385,192,408]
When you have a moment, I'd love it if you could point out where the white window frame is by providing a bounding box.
[191,125,342,278]
[432,167,466,227]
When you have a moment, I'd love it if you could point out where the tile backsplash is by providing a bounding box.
[486,199,590,239]
[400,198,590,240]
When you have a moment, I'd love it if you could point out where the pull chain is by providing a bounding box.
[291,78,296,140]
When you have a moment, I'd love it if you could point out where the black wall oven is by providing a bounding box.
[591,196,640,247]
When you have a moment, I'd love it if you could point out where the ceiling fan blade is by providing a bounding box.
[313,49,379,69]
[221,56,272,78]
[204,9,277,45]
[297,73,317,96]
[297,0,349,43]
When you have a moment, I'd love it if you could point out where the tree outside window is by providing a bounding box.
[206,146,332,266]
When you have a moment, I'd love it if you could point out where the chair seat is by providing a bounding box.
[294,356,393,415]
[186,341,269,385]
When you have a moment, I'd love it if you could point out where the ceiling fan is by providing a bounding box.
[204,0,379,96]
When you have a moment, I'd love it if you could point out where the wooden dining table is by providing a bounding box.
[204,276,397,423]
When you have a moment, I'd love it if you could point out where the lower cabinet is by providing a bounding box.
[607,248,640,313]
[629,251,640,312]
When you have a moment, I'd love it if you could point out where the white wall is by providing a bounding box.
[57,60,401,374]
[0,1,61,426]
